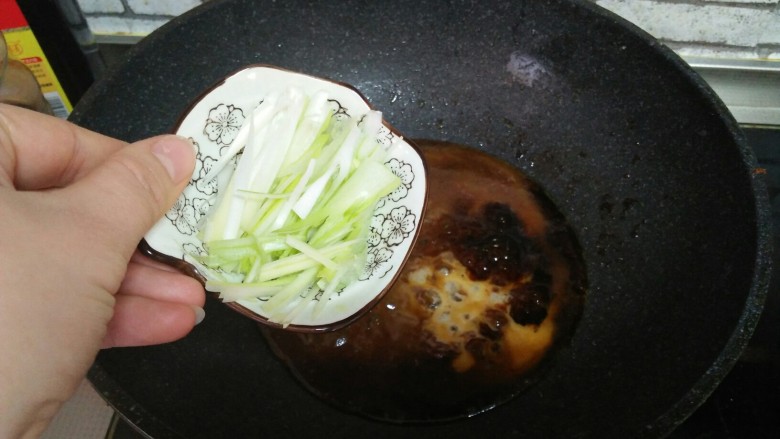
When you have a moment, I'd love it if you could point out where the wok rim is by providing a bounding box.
[78,0,773,437]
[579,1,773,434]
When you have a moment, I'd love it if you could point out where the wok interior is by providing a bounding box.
[79,0,767,437]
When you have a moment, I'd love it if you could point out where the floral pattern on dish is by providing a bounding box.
[204,104,245,145]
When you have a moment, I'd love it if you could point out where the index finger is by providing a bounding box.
[0,104,128,190]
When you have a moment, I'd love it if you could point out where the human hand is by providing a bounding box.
[0,104,205,438]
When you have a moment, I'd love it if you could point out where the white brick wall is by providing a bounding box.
[75,0,208,39]
[758,6,780,45]
[125,0,202,16]
[78,0,124,14]
[702,0,777,4]
[594,0,780,59]
[594,0,776,46]
[76,0,780,60]
[84,15,168,37]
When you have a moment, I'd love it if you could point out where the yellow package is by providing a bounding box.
[1,0,73,117]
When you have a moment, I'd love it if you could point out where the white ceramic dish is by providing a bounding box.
[141,65,427,331]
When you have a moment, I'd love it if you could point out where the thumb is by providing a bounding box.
[68,135,196,258]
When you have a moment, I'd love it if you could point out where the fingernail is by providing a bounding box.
[192,306,206,325]
[152,136,195,183]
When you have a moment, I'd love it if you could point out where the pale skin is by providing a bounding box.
[0,104,206,438]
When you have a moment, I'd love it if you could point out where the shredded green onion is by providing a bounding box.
[197,86,401,326]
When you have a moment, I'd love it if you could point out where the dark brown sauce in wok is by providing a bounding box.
[261,141,587,422]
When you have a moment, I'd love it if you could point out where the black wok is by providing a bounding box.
[72,0,771,437]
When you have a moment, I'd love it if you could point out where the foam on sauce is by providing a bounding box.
[262,140,587,422]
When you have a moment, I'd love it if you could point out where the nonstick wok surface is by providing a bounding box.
[71,0,771,437]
